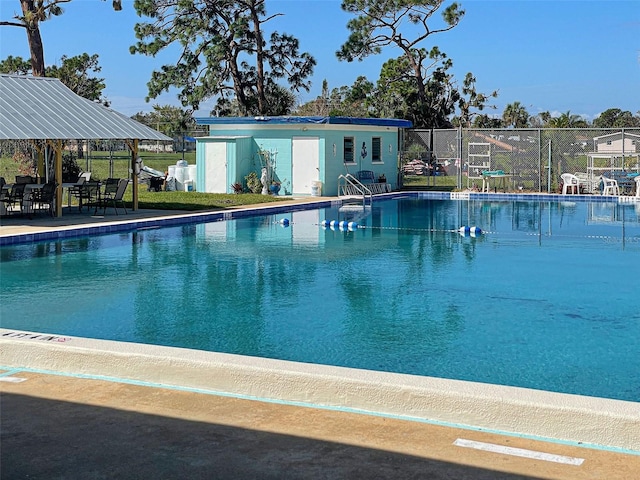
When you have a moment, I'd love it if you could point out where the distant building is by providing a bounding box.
[592,131,640,153]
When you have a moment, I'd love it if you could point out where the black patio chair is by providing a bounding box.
[31,182,58,217]
[92,178,128,215]
[77,181,101,212]
[1,183,26,214]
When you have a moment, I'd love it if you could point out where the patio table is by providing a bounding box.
[481,171,510,193]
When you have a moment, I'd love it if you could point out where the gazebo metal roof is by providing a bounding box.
[0,74,171,141]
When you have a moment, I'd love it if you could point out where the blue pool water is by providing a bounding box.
[1,198,639,402]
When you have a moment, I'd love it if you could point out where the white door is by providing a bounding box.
[204,142,227,193]
[292,136,319,195]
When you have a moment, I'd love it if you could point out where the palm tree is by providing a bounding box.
[547,111,588,128]
[502,102,530,128]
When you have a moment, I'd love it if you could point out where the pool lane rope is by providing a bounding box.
[318,219,484,236]
[277,218,636,242]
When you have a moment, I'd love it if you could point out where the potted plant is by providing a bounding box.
[378,173,386,183]
[231,182,243,194]
[269,180,281,195]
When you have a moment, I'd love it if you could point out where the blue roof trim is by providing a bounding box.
[194,116,412,128]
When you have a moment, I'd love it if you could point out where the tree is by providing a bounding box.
[338,0,464,125]
[546,111,588,128]
[593,108,640,128]
[502,102,530,128]
[130,0,315,116]
[48,53,107,102]
[0,1,122,76]
[455,73,498,128]
[372,48,458,127]
[131,105,195,138]
[0,55,32,74]
[529,111,551,128]
[296,79,331,116]
[470,114,502,128]
[296,77,375,117]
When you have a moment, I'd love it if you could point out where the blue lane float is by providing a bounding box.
[321,220,359,231]
[279,218,290,227]
[459,226,482,236]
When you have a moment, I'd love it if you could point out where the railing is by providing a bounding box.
[338,174,373,206]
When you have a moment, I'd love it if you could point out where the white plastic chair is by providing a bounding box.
[635,176,640,198]
[560,173,579,194]
[600,176,619,196]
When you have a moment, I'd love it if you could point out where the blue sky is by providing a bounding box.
[1,0,638,121]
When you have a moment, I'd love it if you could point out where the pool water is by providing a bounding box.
[1,198,639,402]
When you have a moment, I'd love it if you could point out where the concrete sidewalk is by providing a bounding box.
[2,370,638,480]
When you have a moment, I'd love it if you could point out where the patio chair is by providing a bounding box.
[600,175,619,196]
[1,183,26,213]
[31,182,57,217]
[77,181,101,212]
[355,170,376,184]
[560,173,579,195]
[92,178,128,215]
[68,175,87,205]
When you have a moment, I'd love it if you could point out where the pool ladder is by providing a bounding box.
[338,174,372,207]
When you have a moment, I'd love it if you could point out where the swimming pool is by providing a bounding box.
[1,196,639,402]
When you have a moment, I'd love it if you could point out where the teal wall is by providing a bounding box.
[198,124,401,196]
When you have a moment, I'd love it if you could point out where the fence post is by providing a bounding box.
[547,139,552,193]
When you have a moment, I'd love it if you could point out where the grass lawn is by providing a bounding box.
[402,175,458,188]
[131,190,289,211]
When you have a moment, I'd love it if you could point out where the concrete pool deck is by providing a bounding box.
[2,199,640,478]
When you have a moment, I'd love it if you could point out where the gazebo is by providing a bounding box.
[0,74,171,216]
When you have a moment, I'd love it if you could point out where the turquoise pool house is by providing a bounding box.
[193,116,412,196]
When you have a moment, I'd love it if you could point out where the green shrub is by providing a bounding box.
[245,171,262,194]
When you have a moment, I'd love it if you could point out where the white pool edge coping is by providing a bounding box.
[2,329,639,454]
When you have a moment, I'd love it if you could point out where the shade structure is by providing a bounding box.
[0,74,172,216]
[0,74,171,141]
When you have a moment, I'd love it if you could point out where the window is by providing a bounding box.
[371,137,381,162]
[344,137,354,163]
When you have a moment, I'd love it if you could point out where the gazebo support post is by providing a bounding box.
[128,138,139,211]
[54,139,63,217]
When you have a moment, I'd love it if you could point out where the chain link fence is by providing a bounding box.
[402,128,640,193]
